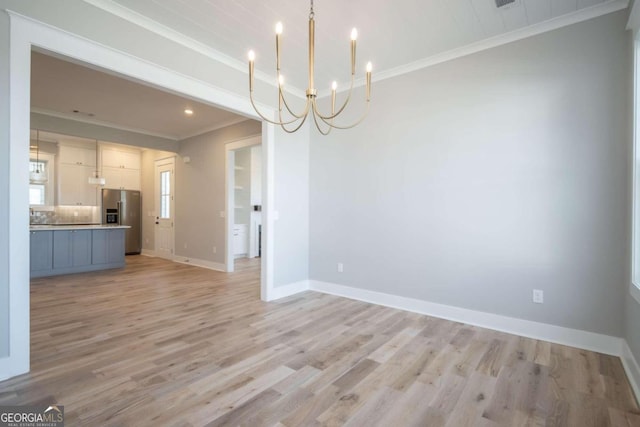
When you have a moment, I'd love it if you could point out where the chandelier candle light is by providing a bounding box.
[247,0,372,134]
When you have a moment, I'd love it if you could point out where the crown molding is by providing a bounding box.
[81,0,306,99]
[82,0,627,99]
[327,0,629,97]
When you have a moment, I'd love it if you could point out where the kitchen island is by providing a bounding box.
[30,224,131,278]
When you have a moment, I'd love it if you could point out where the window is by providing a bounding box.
[29,184,46,205]
[160,170,171,219]
[29,153,55,208]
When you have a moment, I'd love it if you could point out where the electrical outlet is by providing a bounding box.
[184,243,188,249]
[73,211,78,217]
[533,289,544,304]
[145,238,149,244]
[337,262,344,273]
[219,211,225,218]
[213,246,217,254]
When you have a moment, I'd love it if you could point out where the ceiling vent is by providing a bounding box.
[495,0,516,7]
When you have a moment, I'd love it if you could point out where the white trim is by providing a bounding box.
[329,0,629,96]
[261,122,275,302]
[81,0,306,99]
[268,280,310,301]
[140,249,158,257]
[621,341,640,401]
[3,11,277,381]
[308,280,623,357]
[628,0,640,32]
[173,256,226,272]
[631,284,640,305]
[0,7,32,382]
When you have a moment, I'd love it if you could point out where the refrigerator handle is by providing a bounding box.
[116,200,122,225]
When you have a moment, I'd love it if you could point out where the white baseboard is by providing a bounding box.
[267,280,310,301]
[308,280,623,357]
[622,341,640,401]
[140,249,159,257]
[173,256,226,272]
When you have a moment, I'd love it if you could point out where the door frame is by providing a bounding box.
[154,156,176,260]
[225,135,262,273]
[4,13,277,380]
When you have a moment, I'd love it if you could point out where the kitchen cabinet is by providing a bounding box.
[102,166,140,191]
[53,229,92,269]
[92,229,125,265]
[57,144,99,206]
[101,147,141,191]
[233,224,248,256]
[58,145,96,167]
[57,164,98,205]
[30,230,53,273]
[30,227,127,278]
[102,149,139,169]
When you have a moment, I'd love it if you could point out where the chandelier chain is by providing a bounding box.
[309,0,314,19]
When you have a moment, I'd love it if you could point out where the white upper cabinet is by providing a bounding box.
[102,148,140,170]
[101,146,141,191]
[57,143,99,206]
[58,145,96,167]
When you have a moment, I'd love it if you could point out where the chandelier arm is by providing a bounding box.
[280,104,312,134]
[278,84,307,119]
[250,90,302,125]
[313,76,356,121]
[311,108,333,136]
[317,101,370,130]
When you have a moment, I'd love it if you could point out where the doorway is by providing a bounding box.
[154,157,175,260]
[4,15,277,380]
[225,136,262,273]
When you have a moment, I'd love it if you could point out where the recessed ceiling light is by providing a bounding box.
[184,109,194,116]
[72,109,95,117]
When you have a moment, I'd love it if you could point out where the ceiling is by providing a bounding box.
[31,52,249,141]
[91,0,625,92]
[32,0,625,139]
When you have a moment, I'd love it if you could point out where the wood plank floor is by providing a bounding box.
[0,255,638,426]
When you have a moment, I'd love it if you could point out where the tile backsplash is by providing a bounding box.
[30,206,100,225]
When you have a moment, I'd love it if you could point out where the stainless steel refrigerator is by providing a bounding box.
[102,189,142,254]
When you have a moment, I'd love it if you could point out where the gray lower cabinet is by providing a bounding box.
[92,229,125,265]
[30,228,126,278]
[30,230,53,272]
[53,230,92,269]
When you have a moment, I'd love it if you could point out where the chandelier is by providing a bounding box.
[247,0,372,135]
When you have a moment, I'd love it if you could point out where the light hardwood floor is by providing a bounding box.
[0,255,638,426]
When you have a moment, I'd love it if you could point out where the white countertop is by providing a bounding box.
[30,224,131,231]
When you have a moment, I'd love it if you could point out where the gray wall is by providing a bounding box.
[0,10,9,358]
[31,113,178,152]
[310,11,631,336]
[174,120,261,263]
[274,125,310,287]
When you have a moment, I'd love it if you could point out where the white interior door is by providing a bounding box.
[154,158,175,259]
